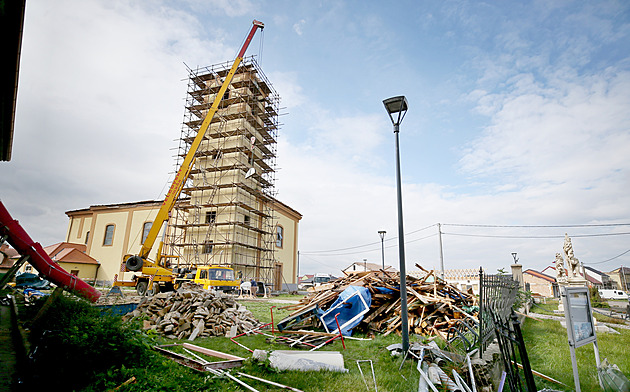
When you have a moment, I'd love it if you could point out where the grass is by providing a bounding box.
[521,307,630,391]
[530,298,628,324]
[19,292,446,391]
[18,292,629,391]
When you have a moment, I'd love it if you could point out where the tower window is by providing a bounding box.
[276,225,284,248]
[202,241,213,254]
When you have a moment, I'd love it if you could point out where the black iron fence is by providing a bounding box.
[479,267,536,392]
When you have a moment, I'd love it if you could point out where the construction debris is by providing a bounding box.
[252,349,348,372]
[278,266,478,338]
[123,283,261,340]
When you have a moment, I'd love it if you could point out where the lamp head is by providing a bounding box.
[383,96,408,128]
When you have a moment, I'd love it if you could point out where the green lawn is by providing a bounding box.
[521,310,630,391]
[19,293,630,391]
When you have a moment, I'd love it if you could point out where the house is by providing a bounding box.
[0,244,19,275]
[42,242,100,284]
[583,266,612,289]
[523,269,557,297]
[408,268,482,295]
[342,261,397,276]
[1,242,99,284]
[608,266,630,291]
[298,274,314,284]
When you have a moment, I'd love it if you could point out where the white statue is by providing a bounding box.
[563,233,581,279]
[555,252,567,283]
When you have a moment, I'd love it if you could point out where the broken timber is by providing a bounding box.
[278,266,478,338]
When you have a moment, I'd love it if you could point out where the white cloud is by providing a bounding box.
[3,0,236,245]
[460,69,630,188]
[293,19,306,36]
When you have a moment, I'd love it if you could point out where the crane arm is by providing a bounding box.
[138,20,264,261]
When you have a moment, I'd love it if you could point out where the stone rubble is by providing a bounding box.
[123,283,261,340]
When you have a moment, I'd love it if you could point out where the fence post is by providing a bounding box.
[511,310,537,391]
[478,266,483,358]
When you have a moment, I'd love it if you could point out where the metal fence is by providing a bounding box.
[479,267,536,392]
[479,268,520,354]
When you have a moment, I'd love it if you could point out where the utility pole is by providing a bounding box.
[378,230,386,272]
[297,251,300,284]
[438,223,444,280]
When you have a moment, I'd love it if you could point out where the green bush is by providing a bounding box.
[589,286,610,308]
[27,295,154,390]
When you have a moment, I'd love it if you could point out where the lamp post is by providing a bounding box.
[378,230,386,272]
[383,95,409,353]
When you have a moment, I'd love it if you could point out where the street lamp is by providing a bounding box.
[512,252,518,264]
[383,95,409,353]
[378,230,386,272]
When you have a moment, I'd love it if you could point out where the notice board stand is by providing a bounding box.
[561,286,603,391]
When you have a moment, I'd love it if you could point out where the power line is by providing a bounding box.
[300,223,436,254]
[299,221,630,257]
[586,248,630,265]
[443,223,630,228]
[443,231,630,239]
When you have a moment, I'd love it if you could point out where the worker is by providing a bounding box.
[250,278,257,297]
[239,280,251,297]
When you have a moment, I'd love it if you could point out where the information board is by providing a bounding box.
[563,287,596,348]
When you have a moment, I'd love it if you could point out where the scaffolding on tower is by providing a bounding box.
[163,56,280,287]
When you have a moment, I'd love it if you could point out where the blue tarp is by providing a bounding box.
[319,285,371,336]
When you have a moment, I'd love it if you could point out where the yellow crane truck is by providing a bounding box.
[113,20,264,296]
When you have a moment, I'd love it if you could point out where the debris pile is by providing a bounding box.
[123,283,261,340]
[279,265,478,338]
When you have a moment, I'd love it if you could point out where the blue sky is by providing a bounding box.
[3,0,630,277]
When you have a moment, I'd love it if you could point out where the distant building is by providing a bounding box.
[0,244,19,275]
[583,266,612,289]
[523,269,557,298]
[342,261,397,276]
[608,266,630,291]
[408,268,482,295]
[43,242,100,284]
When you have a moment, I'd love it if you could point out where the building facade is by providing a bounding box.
[523,269,557,298]
[65,200,167,285]
[608,266,630,291]
[65,198,300,288]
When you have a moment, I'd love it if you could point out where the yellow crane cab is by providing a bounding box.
[192,265,240,293]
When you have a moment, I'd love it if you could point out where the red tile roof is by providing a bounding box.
[44,242,98,265]
[524,269,556,283]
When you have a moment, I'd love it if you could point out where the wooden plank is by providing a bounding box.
[182,343,245,361]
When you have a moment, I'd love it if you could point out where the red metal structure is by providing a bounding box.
[0,201,101,302]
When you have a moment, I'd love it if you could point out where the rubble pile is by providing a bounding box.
[281,264,478,338]
[123,283,261,340]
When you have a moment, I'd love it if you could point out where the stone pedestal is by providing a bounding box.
[511,263,524,291]
[555,285,566,313]
[567,277,588,288]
